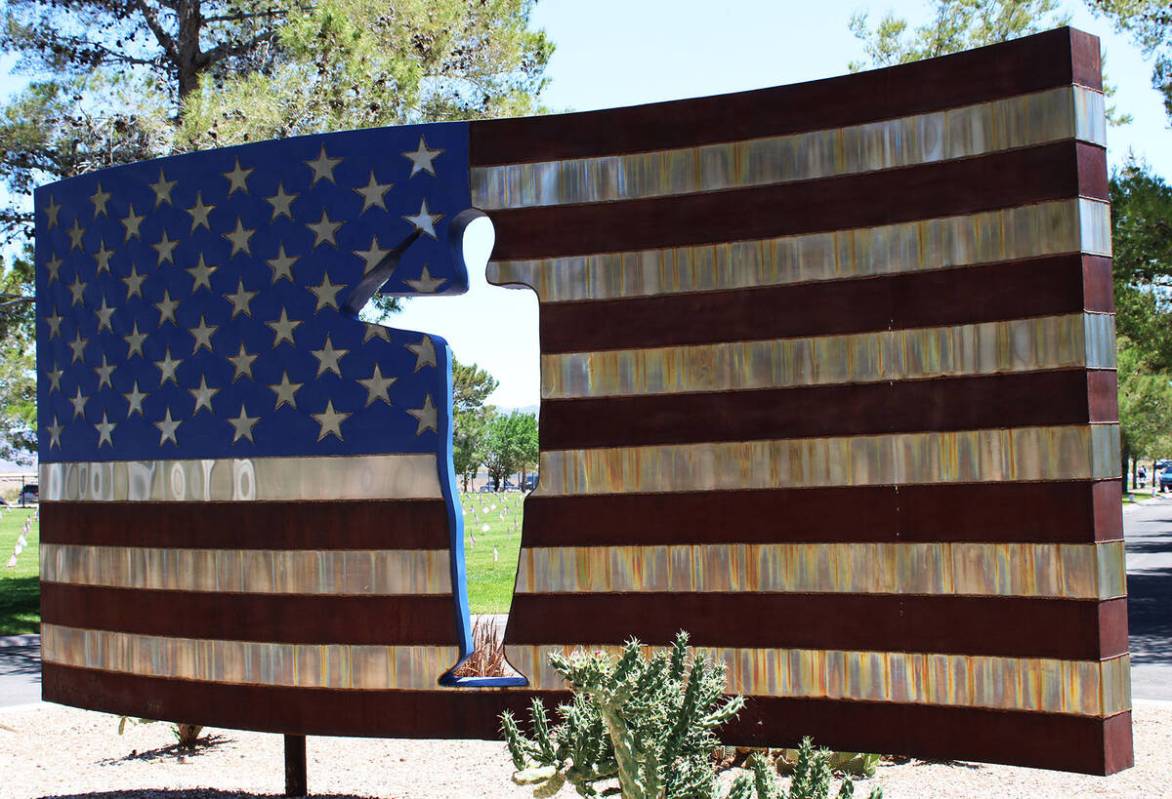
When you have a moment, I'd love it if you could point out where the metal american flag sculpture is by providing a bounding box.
[37,28,1131,775]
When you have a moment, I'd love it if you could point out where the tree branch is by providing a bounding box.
[203,28,279,65]
[203,7,285,24]
[133,0,181,64]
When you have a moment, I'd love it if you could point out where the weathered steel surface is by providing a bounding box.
[35,27,1131,774]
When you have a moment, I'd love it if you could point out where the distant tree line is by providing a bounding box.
[452,359,538,492]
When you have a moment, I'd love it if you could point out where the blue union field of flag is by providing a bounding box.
[35,122,492,723]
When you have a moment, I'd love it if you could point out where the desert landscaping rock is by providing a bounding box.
[0,702,1167,799]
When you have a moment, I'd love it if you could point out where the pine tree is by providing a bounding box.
[0,0,552,322]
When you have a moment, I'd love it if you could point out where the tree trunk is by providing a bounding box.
[176,0,205,102]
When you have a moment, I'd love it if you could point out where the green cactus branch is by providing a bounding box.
[499,631,881,799]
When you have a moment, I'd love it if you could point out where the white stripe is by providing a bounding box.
[41,625,460,691]
[488,199,1110,304]
[474,86,1105,210]
[41,544,453,595]
[40,452,442,502]
[541,313,1115,400]
[538,424,1121,496]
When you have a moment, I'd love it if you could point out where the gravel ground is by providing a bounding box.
[0,702,1168,799]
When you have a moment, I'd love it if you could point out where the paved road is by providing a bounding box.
[0,633,40,707]
[1123,493,1172,701]
[2,497,1172,706]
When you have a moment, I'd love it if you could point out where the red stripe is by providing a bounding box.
[506,594,1128,660]
[1088,369,1120,421]
[469,28,1100,165]
[1078,138,1110,199]
[488,142,1105,260]
[40,665,1131,774]
[1083,254,1115,312]
[520,481,1123,546]
[540,255,1109,353]
[39,500,450,549]
[539,371,1116,450]
[41,584,459,646]
[1070,28,1105,90]
[731,699,1131,776]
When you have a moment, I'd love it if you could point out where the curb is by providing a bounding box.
[1124,495,1170,510]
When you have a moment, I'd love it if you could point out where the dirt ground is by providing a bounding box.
[0,701,1168,799]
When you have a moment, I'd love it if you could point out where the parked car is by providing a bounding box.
[522,474,538,491]
[17,484,38,505]
[1160,468,1172,493]
[478,484,495,493]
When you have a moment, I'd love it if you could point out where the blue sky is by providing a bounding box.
[5,0,1169,410]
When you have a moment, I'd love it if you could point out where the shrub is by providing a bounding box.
[500,632,881,799]
[453,616,509,678]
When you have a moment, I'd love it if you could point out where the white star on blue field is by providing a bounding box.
[35,123,470,462]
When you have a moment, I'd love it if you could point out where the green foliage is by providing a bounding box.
[775,740,880,799]
[452,359,500,490]
[1110,161,1172,469]
[1110,160,1172,371]
[1118,338,1172,462]
[500,634,882,799]
[847,0,1130,124]
[501,632,747,799]
[454,359,501,413]
[0,0,552,338]
[0,340,37,465]
[848,0,1068,70]
[1089,0,1171,120]
[483,409,537,490]
[178,0,553,148]
[735,747,883,799]
[777,750,880,781]
[0,253,36,460]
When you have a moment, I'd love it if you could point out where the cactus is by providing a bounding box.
[500,632,882,799]
[501,632,743,799]
[777,738,881,799]
[746,754,781,799]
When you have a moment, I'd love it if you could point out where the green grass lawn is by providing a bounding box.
[0,506,40,635]
[461,491,525,615]
[0,496,521,632]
